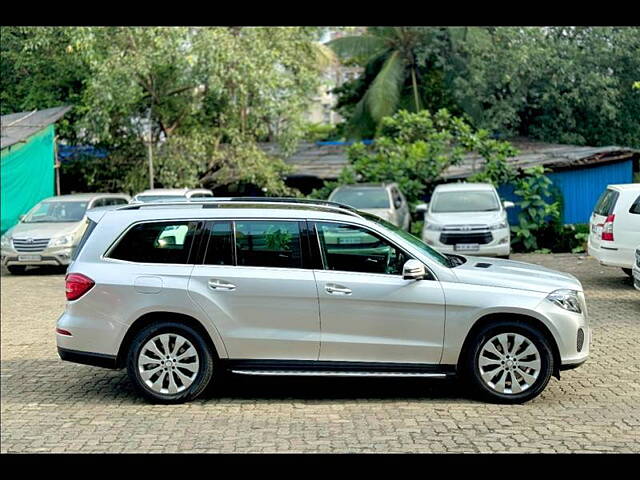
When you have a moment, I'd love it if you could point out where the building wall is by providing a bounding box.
[497,160,635,225]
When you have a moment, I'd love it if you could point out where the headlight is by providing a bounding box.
[425,223,444,231]
[489,221,508,230]
[546,289,582,314]
[1,235,11,248]
[49,234,74,247]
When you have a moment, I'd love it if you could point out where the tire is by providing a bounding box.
[127,321,215,404]
[463,321,554,404]
[622,268,633,278]
[6,265,26,275]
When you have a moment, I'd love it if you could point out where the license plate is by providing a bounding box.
[454,243,479,252]
[18,255,41,262]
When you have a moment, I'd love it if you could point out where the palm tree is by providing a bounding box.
[328,27,428,134]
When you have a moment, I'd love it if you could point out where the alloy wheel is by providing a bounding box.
[477,333,541,395]
[137,333,200,395]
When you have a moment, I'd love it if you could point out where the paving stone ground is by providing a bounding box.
[1,254,639,453]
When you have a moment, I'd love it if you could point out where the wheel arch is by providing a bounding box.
[457,312,562,380]
[116,311,220,369]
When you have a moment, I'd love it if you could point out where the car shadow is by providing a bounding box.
[0,358,475,406]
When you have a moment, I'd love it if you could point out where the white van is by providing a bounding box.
[588,184,640,277]
[417,183,514,258]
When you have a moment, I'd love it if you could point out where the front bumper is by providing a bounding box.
[1,246,74,267]
[422,228,511,257]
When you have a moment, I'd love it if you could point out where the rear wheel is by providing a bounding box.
[127,321,214,404]
[622,268,633,278]
[464,322,554,404]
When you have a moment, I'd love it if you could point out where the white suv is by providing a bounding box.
[588,184,640,278]
[417,183,513,258]
[57,198,589,404]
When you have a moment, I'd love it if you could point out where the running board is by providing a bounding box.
[231,369,448,378]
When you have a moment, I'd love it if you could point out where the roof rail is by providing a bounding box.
[116,197,362,217]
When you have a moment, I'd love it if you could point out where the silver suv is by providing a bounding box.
[1,193,130,273]
[57,198,590,404]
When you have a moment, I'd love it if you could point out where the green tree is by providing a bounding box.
[310,109,518,207]
[328,27,449,137]
[0,26,90,142]
[65,27,326,194]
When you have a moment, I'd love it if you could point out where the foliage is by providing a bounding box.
[309,109,518,207]
[332,27,640,147]
[510,166,561,252]
[449,27,640,147]
[302,122,341,142]
[0,27,90,142]
[329,27,465,138]
[4,27,327,195]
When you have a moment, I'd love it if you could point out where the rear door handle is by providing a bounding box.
[208,279,236,291]
[325,283,352,295]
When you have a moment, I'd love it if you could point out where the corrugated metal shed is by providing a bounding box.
[275,138,638,181]
[1,106,72,150]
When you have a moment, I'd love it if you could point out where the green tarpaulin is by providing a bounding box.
[1,125,55,234]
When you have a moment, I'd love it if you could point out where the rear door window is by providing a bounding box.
[593,189,620,216]
[108,221,198,264]
[235,220,303,269]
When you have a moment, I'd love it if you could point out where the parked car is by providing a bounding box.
[588,183,640,278]
[1,193,130,274]
[131,188,213,203]
[57,197,589,404]
[417,183,514,258]
[328,183,411,230]
[633,245,640,291]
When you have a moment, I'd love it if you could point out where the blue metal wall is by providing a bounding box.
[497,159,634,225]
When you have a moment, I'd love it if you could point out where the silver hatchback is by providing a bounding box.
[56,198,590,404]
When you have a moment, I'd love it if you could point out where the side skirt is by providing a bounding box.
[222,359,456,379]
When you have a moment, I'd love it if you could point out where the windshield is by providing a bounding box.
[23,201,88,223]
[360,212,451,267]
[135,195,186,203]
[431,190,500,213]
[331,188,390,209]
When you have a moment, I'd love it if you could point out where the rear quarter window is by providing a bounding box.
[71,219,97,261]
[629,195,640,215]
[107,221,198,264]
[594,189,620,216]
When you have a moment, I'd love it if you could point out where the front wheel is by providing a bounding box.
[464,322,554,404]
[127,321,214,404]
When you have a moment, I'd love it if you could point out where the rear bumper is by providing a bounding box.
[588,240,633,269]
[57,347,118,369]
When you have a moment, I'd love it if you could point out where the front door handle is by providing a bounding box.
[325,283,352,295]
[208,279,236,291]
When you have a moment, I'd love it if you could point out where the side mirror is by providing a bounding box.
[415,203,428,213]
[503,201,515,209]
[403,259,426,281]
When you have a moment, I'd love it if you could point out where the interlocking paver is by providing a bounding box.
[1,254,639,453]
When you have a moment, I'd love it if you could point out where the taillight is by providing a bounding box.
[601,214,615,241]
[65,273,95,301]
